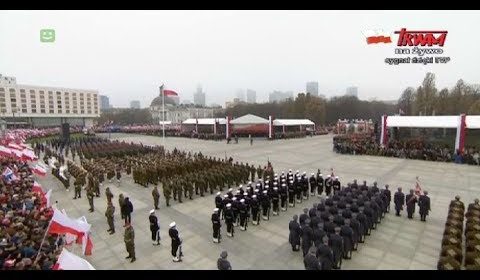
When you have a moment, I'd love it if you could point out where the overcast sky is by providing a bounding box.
[1,10,479,107]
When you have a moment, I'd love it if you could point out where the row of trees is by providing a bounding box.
[398,73,480,116]
[220,93,397,125]
[96,108,153,125]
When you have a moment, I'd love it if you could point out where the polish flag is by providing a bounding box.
[48,209,91,239]
[52,248,96,270]
[21,149,37,161]
[362,29,392,44]
[0,146,14,157]
[45,189,53,208]
[414,176,423,196]
[32,164,47,176]
[32,181,44,194]
[7,143,23,150]
[61,210,79,245]
[10,149,23,160]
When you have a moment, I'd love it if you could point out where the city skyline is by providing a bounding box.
[1,10,479,107]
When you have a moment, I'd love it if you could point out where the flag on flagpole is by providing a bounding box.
[52,248,96,270]
[414,176,423,196]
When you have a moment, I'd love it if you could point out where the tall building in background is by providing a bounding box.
[235,89,245,102]
[193,85,206,106]
[306,81,319,96]
[130,100,140,109]
[346,86,358,97]
[100,95,110,110]
[246,89,257,104]
[269,90,293,103]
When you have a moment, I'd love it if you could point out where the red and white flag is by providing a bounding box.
[32,164,47,176]
[45,189,53,208]
[48,209,92,240]
[7,143,23,150]
[415,176,423,196]
[21,149,37,161]
[52,248,95,270]
[32,181,44,194]
[0,146,14,157]
[362,29,392,44]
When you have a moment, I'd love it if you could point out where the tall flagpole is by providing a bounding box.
[161,84,165,145]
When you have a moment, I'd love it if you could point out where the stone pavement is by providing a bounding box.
[38,134,480,270]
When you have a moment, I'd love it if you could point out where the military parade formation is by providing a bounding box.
[28,132,479,270]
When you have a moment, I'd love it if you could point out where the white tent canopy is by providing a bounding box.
[273,119,314,126]
[230,114,269,125]
[182,118,226,125]
[158,121,172,125]
[386,116,458,128]
[466,115,480,129]
[387,115,480,129]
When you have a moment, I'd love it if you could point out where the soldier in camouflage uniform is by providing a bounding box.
[152,186,160,210]
[106,187,114,204]
[124,223,136,262]
[163,180,172,207]
[105,201,115,234]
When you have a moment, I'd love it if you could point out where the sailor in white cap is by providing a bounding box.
[215,192,224,218]
[271,187,280,215]
[224,203,234,237]
[231,197,239,227]
[168,221,183,262]
[280,183,288,211]
[239,199,248,231]
[251,195,260,225]
[227,188,234,199]
[301,172,309,200]
[288,180,296,207]
[149,209,160,246]
[212,208,221,243]
[309,172,317,196]
[333,176,341,195]
[317,172,324,197]
[261,190,270,220]
[325,174,333,196]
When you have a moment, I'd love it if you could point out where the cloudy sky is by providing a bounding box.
[1,10,479,107]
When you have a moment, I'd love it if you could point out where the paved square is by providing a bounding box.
[39,134,480,270]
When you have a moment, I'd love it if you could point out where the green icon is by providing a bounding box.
[40,29,55,43]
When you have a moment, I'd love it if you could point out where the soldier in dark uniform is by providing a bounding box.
[169,222,183,262]
[239,199,248,231]
[313,223,327,248]
[288,181,296,207]
[212,208,222,243]
[304,246,322,270]
[316,236,334,270]
[382,185,392,213]
[217,251,232,270]
[124,197,134,225]
[280,183,288,211]
[152,186,160,210]
[340,219,354,259]
[289,215,302,251]
[225,203,234,237]
[333,176,341,195]
[325,175,333,197]
[231,197,240,226]
[251,195,260,225]
[418,191,431,222]
[124,223,136,262]
[149,209,161,246]
[394,187,405,216]
[105,201,115,234]
[309,173,317,196]
[271,187,280,215]
[405,189,417,219]
[261,190,271,221]
[317,172,324,196]
[215,192,223,218]
[329,227,344,269]
[301,219,314,257]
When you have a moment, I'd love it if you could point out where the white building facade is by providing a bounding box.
[0,74,100,127]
